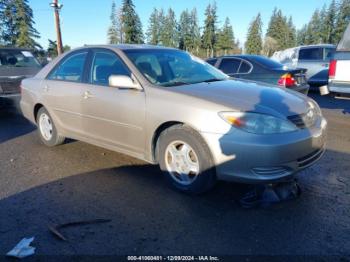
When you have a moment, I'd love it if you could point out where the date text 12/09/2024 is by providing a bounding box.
[127,256,220,261]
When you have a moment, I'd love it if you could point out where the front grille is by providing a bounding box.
[288,109,317,129]
[297,147,325,168]
[252,166,292,176]
[0,81,21,94]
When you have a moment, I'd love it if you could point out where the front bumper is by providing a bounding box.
[201,117,327,184]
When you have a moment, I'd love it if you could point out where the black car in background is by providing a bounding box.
[0,48,42,97]
[207,55,309,94]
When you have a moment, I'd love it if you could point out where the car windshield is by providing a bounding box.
[337,23,350,51]
[0,49,41,68]
[124,49,228,87]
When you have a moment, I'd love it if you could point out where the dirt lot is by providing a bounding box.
[0,94,349,259]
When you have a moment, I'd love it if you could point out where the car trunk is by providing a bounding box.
[0,66,40,95]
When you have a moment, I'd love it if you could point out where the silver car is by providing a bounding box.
[20,45,327,194]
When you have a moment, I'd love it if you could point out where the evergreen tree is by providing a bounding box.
[287,16,296,47]
[245,13,262,54]
[13,0,40,48]
[0,0,40,48]
[121,0,143,44]
[217,17,235,55]
[319,4,328,43]
[305,9,322,44]
[202,2,218,57]
[107,1,121,44]
[160,8,178,47]
[335,0,350,43]
[178,9,191,50]
[297,24,308,45]
[324,0,337,44]
[266,8,290,51]
[146,8,160,45]
[47,39,70,58]
[189,8,201,54]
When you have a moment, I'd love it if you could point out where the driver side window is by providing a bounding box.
[90,51,130,86]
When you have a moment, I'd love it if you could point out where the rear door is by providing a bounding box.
[43,50,89,136]
[81,48,146,156]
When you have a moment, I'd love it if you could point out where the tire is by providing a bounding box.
[36,107,65,147]
[158,124,216,194]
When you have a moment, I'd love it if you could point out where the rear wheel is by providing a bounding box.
[36,107,65,146]
[158,125,216,194]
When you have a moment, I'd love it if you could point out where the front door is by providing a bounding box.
[81,49,146,155]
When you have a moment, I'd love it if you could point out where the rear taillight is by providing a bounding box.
[329,59,337,79]
[278,73,296,87]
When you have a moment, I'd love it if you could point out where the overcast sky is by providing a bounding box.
[29,0,332,49]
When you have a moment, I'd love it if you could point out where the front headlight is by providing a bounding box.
[308,100,322,116]
[219,112,298,134]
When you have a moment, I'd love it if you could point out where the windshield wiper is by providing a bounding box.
[161,81,189,87]
[202,78,225,83]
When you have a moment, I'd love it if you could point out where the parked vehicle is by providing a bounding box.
[20,45,327,194]
[207,55,309,94]
[272,44,336,88]
[328,23,350,95]
[0,48,42,97]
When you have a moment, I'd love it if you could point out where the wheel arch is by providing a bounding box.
[33,103,44,121]
[151,121,211,164]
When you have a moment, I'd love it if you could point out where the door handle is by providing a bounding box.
[322,64,329,68]
[43,85,49,92]
[83,91,93,99]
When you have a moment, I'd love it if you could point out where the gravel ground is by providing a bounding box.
[0,94,349,260]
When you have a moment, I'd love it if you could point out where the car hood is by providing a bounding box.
[170,79,310,118]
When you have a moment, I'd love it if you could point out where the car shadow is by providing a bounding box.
[0,97,36,144]
[0,147,349,256]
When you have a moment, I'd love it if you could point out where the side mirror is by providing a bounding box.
[108,75,142,90]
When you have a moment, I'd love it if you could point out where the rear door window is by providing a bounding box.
[219,58,241,74]
[337,23,350,51]
[324,48,335,60]
[238,61,252,73]
[48,52,88,82]
[299,48,323,61]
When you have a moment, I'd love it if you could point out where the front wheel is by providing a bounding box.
[37,107,65,147]
[158,125,216,194]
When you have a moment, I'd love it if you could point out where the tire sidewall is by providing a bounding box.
[36,107,60,147]
[158,125,216,194]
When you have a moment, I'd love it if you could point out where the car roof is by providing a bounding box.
[0,47,33,51]
[210,54,267,60]
[83,44,176,51]
[298,44,336,49]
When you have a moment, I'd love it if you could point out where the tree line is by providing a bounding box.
[245,0,350,56]
[0,0,349,59]
[108,0,241,57]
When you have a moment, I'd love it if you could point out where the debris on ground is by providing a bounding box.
[49,219,111,241]
[239,179,301,208]
[6,237,35,259]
